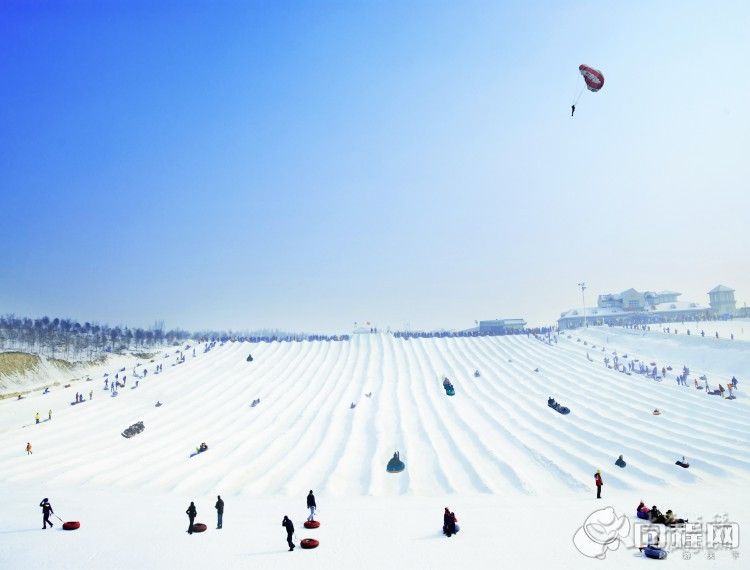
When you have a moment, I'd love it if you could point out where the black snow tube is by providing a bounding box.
[62,521,80,530]
[644,546,667,559]
[300,538,319,549]
[675,461,690,468]
[191,523,207,533]
[304,520,320,529]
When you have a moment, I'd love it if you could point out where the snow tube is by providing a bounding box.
[643,546,667,559]
[300,538,319,549]
[445,387,455,396]
[675,461,689,468]
[637,510,649,520]
[62,521,80,531]
[653,410,661,415]
[386,461,405,473]
[304,520,320,529]
[191,523,207,533]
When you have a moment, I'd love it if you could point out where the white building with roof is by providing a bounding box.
[559,287,709,330]
[708,285,736,316]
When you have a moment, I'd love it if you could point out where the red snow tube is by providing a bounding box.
[62,521,80,530]
[304,520,320,529]
[300,538,319,549]
[191,523,207,533]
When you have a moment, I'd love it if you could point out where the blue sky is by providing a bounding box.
[1,1,749,332]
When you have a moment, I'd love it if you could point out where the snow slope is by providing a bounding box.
[1,333,748,568]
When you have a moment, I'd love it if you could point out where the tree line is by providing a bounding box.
[0,314,296,361]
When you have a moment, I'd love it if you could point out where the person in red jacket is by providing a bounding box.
[595,470,603,498]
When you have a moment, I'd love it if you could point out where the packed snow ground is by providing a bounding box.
[1,331,748,568]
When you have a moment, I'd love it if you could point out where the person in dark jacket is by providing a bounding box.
[443,507,451,535]
[40,498,54,529]
[649,506,666,525]
[306,490,316,521]
[595,470,603,498]
[215,495,224,529]
[186,502,197,534]
[282,516,295,551]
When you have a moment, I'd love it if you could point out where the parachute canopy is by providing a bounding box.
[579,64,604,92]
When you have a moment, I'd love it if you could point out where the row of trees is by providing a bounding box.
[0,314,296,361]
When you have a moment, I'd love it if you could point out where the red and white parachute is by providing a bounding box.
[578,64,604,92]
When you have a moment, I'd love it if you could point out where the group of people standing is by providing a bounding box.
[185,495,224,534]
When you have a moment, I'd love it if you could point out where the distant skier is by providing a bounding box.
[26,442,32,455]
[186,502,197,534]
[282,515,295,551]
[48,409,52,420]
[571,104,576,117]
[595,470,603,498]
[40,498,54,529]
[215,495,224,529]
[306,490,317,521]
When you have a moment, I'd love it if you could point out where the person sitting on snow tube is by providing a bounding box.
[198,443,208,452]
[548,397,557,408]
[649,506,666,525]
[636,502,650,519]
[615,455,626,468]
[664,510,688,525]
[675,456,689,468]
[444,509,459,537]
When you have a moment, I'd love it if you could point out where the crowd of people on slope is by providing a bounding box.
[601,349,740,401]
[393,327,553,340]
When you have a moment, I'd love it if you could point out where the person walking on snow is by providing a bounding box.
[48,409,52,420]
[282,515,295,551]
[26,442,32,455]
[595,470,603,499]
[40,498,54,529]
[35,412,40,424]
[306,490,317,521]
[215,495,224,529]
[186,502,197,534]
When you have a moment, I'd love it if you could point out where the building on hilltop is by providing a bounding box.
[559,287,709,330]
[478,318,527,333]
[708,285,736,317]
[597,289,681,311]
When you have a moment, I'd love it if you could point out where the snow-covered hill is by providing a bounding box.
[1,331,748,568]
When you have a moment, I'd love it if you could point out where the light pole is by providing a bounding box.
[578,282,587,328]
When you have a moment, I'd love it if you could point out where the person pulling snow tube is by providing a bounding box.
[62,521,81,530]
[643,546,667,559]
[304,520,320,529]
[300,538,319,549]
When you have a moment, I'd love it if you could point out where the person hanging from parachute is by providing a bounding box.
[572,64,604,116]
